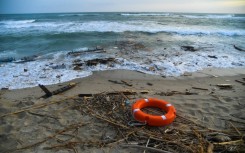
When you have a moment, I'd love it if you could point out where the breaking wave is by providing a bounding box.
[1,20,244,36]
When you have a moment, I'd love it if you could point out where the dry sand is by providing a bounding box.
[0,68,245,152]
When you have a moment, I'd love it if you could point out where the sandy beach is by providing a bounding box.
[0,67,245,153]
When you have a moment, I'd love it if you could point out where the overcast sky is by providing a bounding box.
[0,0,245,14]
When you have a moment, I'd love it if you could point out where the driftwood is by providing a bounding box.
[192,87,209,91]
[106,91,137,95]
[234,45,245,51]
[85,58,116,66]
[108,80,133,86]
[39,83,76,98]
[208,55,217,59]
[181,46,198,52]
[120,144,173,153]
[39,84,53,97]
[156,90,198,96]
[14,55,38,63]
[121,80,133,86]
[115,40,146,51]
[216,84,233,89]
[78,94,93,97]
[235,80,245,85]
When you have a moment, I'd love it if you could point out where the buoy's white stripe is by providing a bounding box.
[133,109,140,114]
[133,109,140,118]
[161,115,167,120]
[166,104,172,107]
[144,99,149,102]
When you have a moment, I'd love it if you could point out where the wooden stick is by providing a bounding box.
[120,144,173,153]
[229,122,242,136]
[207,143,214,153]
[213,139,244,145]
[235,80,245,85]
[28,111,59,120]
[143,138,150,153]
[192,87,209,91]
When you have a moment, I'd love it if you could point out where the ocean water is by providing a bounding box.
[0,12,245,89]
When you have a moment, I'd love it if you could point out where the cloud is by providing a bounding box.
[0,0,244,14]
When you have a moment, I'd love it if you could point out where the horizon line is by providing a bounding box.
[1,11,245,15]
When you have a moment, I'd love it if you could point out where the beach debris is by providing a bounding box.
[85,58,116,66]
[14,55,38,63]
[78,93,93,97]
[147,82,153,86]
[108,80,124,85]
[38,84,53,97]
[0,57,15,63]
[121,80,133,86]
[233,45,245,51]
[156,90,198,96]
[21,55,38,62]
[115,40,147,53]
[106,90,137,95]
[206,133,231,142]
[2,91,245,153]
[235,80,245,85]
[139,90,149,94]
[182,72,192,76]
[67,47,106,56]
[208,55,218,59]
[72,60,84,70]
[181,46,198,52]
[39,83,76,98]
[73,65,82,70]
[216,84,233,89]
[50,63,66,69]
[192,87,209,91]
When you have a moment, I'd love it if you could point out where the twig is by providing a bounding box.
[120,144,173,153]
[213,139,244,145]
[28,111,59,120]
[229,122,242,136]
[207,143,214,153]
[143,138,150,153]
[235,80,245,85]
[192,87,209,91]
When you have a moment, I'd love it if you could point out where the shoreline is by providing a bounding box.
[1,67,245,100]
[0,67,245,152]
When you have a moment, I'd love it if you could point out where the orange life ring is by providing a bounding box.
[132,98,176,126]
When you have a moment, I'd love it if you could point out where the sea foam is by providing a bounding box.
[1,21,244,36]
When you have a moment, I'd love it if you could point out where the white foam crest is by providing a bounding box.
[1,20,244,36]
[0,20,35,25]
[121,13,170,16]
[61,21,245,36]
[182,14,245,19]
[206,14,234,19]
[59,13,100,17]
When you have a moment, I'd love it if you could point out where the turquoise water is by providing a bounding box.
[0,12,245,89]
